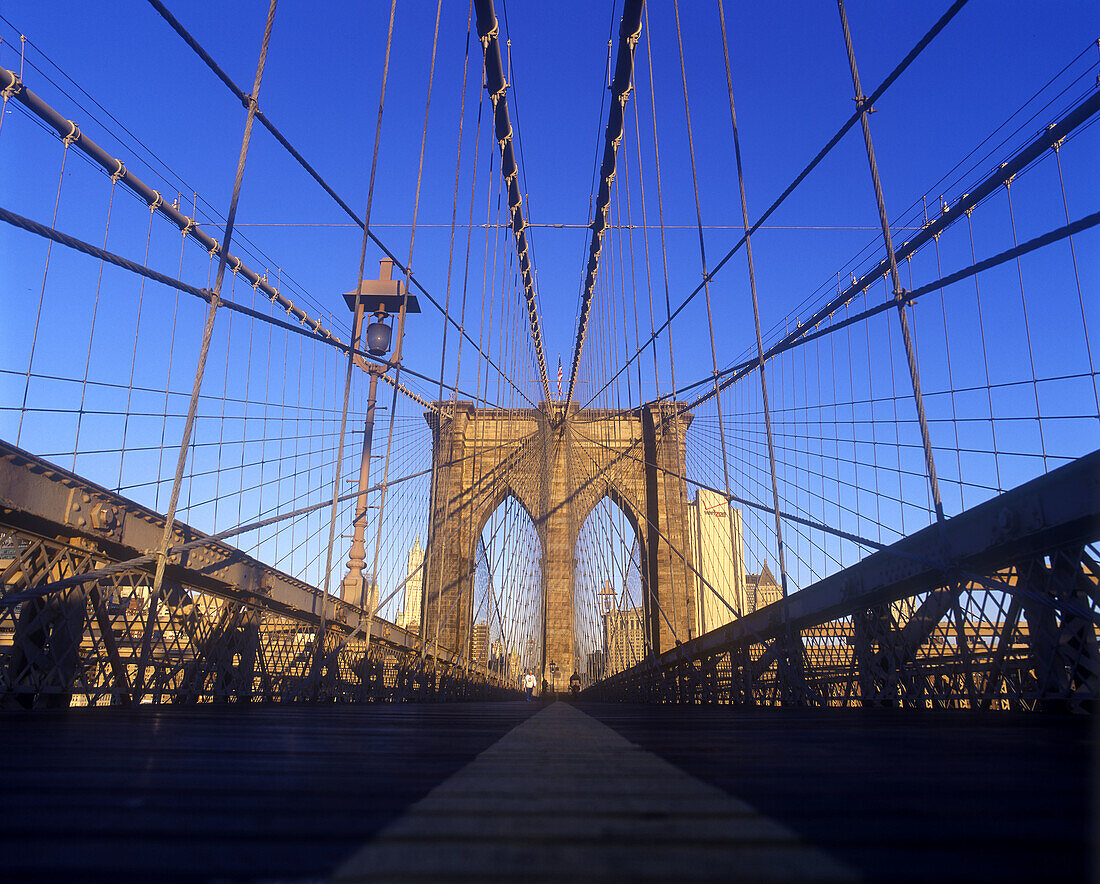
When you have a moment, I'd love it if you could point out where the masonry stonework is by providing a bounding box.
[421,402,695,689]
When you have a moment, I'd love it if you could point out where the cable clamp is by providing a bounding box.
[231,257,242,275]
[148,190,164,213]
[1,73,23,100]
[208,239,220,258]
[110,159,126,184]
[61,119,80,146]
[179,216,197,237]
[852,95,875,114]
[479,23,498,50]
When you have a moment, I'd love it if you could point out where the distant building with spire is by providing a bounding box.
[745,561,782,611]
[599,580,646,675]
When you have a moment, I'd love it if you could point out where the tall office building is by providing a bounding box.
[603,602,646,675]
[470,620,490,664]
[396,535,424,633]
[688,489,746,636]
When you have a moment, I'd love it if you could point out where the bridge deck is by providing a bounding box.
[1,702,1091,881]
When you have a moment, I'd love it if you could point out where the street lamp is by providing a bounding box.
[365,309,393,357]
[340,259,420,619]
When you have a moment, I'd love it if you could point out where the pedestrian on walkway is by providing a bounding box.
[523,669,536,701]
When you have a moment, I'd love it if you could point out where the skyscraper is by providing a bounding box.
[470,621,490,664]
[688,489,746,636]
[397,535,424,633]
[603,604,646,675]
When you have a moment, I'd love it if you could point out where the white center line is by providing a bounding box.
[334,703,856,881]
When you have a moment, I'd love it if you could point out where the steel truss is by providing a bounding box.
[586,450,1100,712]
[0,441,518,708]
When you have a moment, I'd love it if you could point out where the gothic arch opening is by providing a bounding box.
[573,492,647,685]
[470,493,543,685]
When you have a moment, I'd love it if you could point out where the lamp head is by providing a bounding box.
[366,308,392,357]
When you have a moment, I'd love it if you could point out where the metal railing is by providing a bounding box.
[586,450,1100,712]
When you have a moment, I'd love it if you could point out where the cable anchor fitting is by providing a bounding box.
[110,160,126,184]
[852,95,876,114]
[1,73,23,101]
[61,119,80,146]
[479,23,498,50]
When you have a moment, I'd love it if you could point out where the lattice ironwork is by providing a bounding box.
[587,453,1100,711]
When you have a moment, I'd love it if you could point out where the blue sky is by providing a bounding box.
[4,0,1096,379]
[1,1,1097,632]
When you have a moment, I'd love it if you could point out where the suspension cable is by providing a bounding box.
[564,0,644,407]
[581,0,972,409]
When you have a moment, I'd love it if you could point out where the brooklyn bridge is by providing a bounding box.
[0,0,1096,879]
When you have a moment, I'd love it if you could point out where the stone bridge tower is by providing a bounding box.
[421,401,695,686]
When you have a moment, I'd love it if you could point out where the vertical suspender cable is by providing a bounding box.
[320,0,398,633]
[836,0,945,523]
[138,0,279,698]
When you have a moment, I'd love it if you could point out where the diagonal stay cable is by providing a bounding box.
[581,0,971,409]
[0,64,452,414]
[623,84,1100,414]
[0,205,506,411]
[144,0,536,410]
[682,208,1100,408]
[665,90,1100,414]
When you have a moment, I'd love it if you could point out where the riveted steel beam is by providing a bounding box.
[599,448,1100,688]
[0,439,483,668]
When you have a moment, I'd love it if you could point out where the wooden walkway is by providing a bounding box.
[0,701,1092,880]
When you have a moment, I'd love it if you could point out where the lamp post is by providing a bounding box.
[340,259,420,620]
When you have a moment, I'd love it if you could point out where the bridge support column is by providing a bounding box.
[541,511,575,692]
[421,400,696,683]
[423,404,476,658]
[642,404,696,656]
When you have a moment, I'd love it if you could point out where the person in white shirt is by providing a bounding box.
[523,670,537,701]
